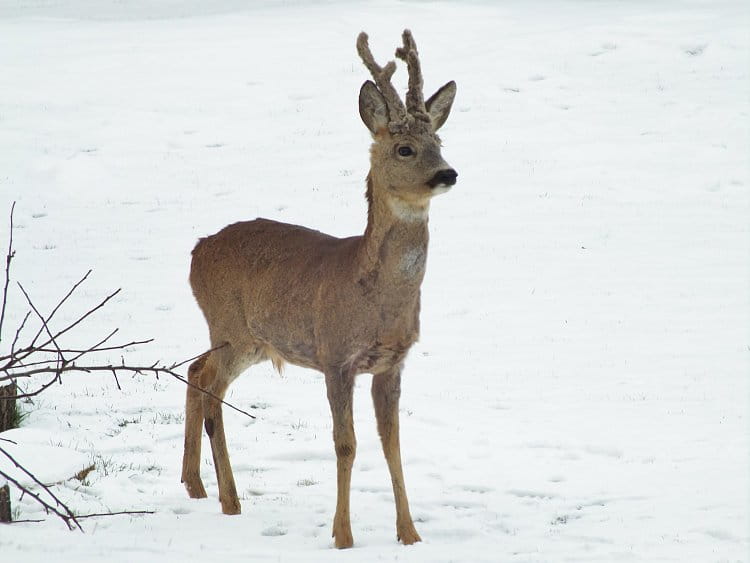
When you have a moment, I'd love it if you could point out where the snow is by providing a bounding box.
[0,0,748,561]
[0,429,91,487]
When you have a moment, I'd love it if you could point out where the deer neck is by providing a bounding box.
[359,174,430,286]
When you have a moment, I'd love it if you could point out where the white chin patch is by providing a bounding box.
[431,184,452,195]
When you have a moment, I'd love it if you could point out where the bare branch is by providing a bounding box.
[68,328,118,363]
[42,338,154,358]
[26,270,92,352]
[30,286,122,358]
[17,282,67,387]
[10,310,31,358]
[74,510,154,520]
[1,360,255,419]
[0,445,82,531]
[2,375,61,399]
[170,342,227,370]
[0,201,16,343]
[0,207,256,529]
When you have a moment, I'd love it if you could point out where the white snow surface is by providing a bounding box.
[0,428,91,487]
[0,1,748,561]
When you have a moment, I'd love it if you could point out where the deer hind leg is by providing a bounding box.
[372,365,421,545]
[200,343,256,516]
[181,355,211,498]
[325,370,356,549]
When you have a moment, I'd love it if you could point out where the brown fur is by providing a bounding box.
[181,29,457,549]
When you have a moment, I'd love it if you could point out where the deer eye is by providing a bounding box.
[397,146,414,157]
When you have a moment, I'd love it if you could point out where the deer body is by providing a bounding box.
[182,30,457,549]
[189,211,424,375]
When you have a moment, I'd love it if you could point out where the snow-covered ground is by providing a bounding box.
[0,1,748,561]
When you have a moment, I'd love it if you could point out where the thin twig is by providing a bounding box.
[36,338,154,356]
[74,510,154,520]
[1,362,255,419]
[17,282,67,385]
[110,367,121,391]
[27,270,92,352]
[2,375,58,399]
[27,286,120,360]
[9,310,31,359]
[68,328,118,363]
[0,446,82,531]
[0,201,15,343]
[171,342,227,370]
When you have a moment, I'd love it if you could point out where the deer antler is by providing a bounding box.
[356,32,407,125]
[395,29,427,119]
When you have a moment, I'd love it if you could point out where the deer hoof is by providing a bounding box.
[332,519,354,549]
[333,533,354,549]
[220,498,241,515]
[397,523,422,545]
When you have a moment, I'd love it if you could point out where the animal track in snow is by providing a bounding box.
[684,44,707,56]
[507,489,559,500]
[261,524,288,536]
[441,498,485,510]
[354,485,390,494]
[456,484,494,494]
[590,42,617,56]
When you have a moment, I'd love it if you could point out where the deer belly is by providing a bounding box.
[345,340,413,375]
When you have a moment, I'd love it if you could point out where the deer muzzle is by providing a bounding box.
[427,168,458,189]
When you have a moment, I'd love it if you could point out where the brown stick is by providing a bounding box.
[0,202,15,344]
[0,445,83,531]
[0,483,10,523]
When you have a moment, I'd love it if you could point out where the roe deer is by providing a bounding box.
[181,29,457,548]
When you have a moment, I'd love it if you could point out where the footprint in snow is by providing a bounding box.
[261,524,288,537]
[684,44,707,56]
[458,484,494,494]
[582,445,623,458]
[590,42,617,56]
[507,489,558,500]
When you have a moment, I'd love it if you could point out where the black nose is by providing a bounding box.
[428,169,458,188]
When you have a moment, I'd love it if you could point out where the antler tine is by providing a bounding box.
[357,32,406,123]
[395,29,426,117]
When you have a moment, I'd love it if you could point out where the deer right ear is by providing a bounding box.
[359,80,389,134]
[425,81,456,132]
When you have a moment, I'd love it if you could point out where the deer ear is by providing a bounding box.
[425,80,456,131]
[359,81,389,134]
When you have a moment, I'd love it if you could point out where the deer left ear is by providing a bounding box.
[425,81,456,132]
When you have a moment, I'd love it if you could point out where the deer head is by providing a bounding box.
[357,30,457,214]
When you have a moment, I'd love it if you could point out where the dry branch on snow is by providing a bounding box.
[0,203,253,528]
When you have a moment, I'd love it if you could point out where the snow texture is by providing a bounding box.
[0,1,748,561]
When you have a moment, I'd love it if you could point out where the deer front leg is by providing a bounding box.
[325,370,357,549]
[372,365,421,545]
[181,356,208,498]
